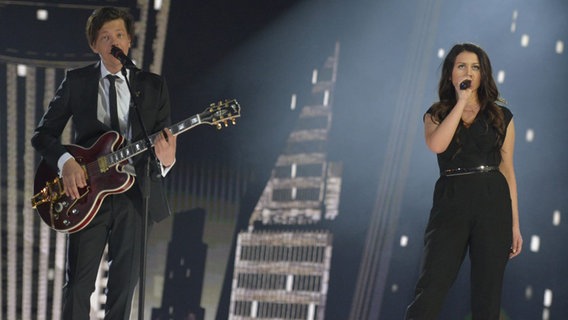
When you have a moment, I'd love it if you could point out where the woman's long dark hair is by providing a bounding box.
[429,43,506,152]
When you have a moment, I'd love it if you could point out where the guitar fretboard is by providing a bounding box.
[97,98,240,172]
[104,114,201,167]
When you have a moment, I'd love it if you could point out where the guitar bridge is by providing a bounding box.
[31,176,64,208]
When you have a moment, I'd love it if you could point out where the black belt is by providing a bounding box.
[441,165,499,176]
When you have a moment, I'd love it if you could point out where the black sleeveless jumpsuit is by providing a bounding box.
[406,106,513,320]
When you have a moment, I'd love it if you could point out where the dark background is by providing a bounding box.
[1,0,567,319]
[162,1,568,319]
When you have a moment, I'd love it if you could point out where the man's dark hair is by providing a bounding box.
[85,7,134,46]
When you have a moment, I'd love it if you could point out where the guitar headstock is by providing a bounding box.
[200,99,241,129]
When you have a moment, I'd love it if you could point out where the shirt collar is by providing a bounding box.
[100,62,129,81]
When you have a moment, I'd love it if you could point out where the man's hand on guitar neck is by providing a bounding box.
[62,158,87,200]
[154,128,177,168]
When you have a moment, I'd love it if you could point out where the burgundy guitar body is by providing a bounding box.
[33,132,135,233]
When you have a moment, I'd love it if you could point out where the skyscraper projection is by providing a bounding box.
[228,43,342,320]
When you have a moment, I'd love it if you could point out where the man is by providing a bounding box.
[31,7,176,319]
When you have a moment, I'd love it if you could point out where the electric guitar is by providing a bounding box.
[31,99,240,233]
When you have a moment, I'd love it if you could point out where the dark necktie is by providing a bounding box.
[106,74,120,132]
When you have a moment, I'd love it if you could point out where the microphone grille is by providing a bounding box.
[110,45,121,57]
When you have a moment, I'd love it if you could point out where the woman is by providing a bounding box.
[405,43,523,320]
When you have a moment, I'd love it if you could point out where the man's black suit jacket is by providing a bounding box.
[31,62,172,222]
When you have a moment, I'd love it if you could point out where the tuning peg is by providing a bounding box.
[231,119,236,125]
[216,123,222,130]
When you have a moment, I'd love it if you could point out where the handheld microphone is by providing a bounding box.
[459,80,471,90]
[110,45,137,69]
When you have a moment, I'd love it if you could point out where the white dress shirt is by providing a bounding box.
[58,63,174,176]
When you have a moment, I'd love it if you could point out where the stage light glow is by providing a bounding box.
[556,41,564,54]
[552,210,561,226]
[291,163,297,178]
[400,235,408,247]
[521,34,530,47]
[525,129,535,142]
[497,70,505,84]
[17,64,27,77]
[530,235,540,252]
[543,308,550,320]
[154,0,163,10]
[286,275,293,291]
[543,289,553,307]
[290,94,297,110]
[525,285,533,300]
[36,9,48,21]
[510,10,518,33]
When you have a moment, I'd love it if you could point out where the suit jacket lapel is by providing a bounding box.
[128,69,144,140]
[84,62,107,131]
[73,62,113,147]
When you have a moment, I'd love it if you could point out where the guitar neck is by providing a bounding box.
[103,114,202,168]
[100,99,240,171]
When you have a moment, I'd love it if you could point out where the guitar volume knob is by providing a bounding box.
[54,202,64,213]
